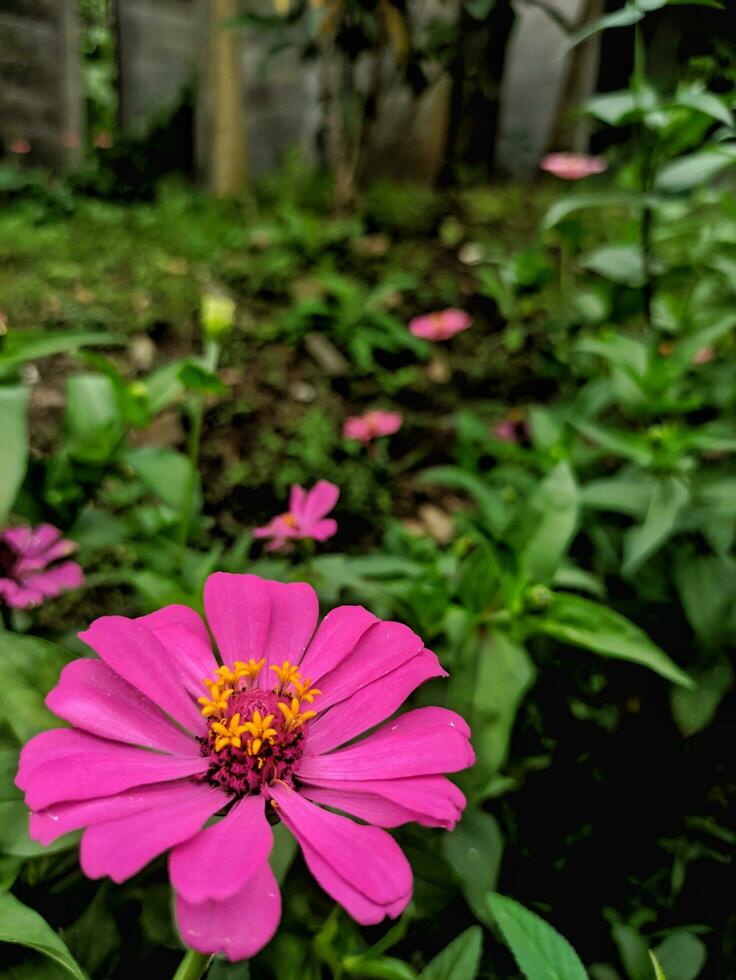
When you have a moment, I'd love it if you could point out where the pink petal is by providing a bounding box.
[79,616,205,733]
[4,524,59,557]
[300,841,411,924]
[1,525,34,553]
[81,784,225,883]
[16,539,77,574]
[139,606,217,697]
[260,579,319,682]
[0,580,46,608]
[30,779,224,846]
[302,480,339,524]
[21,562,84,599]
[306,649,446,754]
[298,605,378,681]
[17,729,112,791]
[343,418,371,442]
[314,620,424,712]
[203,573,271,669]
[307,518,337,542]
[299,775,466,830]
[289,484,308,519]
[46,659,198,755]
[296,707,474,781]
[23,743,210,810]
[270,785,412,921]
[169,795,272,904]
[175,861,281,961]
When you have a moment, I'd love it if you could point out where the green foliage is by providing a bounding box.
[488,893,588,980]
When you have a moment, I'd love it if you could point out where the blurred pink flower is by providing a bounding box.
[94,131,113,149]
[10,139,31,155]
[0,524,84,609]
[493,420,518,443]
[343,410,403,443]
[17,572,473,960]
[409,309,472,342]
[693,346,714,365]
[254,481,339,551]
[540,153,607,181]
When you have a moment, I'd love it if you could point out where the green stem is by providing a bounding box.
[172,949,211,980]
[178,395,204,546]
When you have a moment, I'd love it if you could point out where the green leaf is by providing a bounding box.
[622,476,690,576]
[0,890,87,980]
[124,447,201,514]
[671,658,734,737]
[178,361,229,396]
[675,84,734,127]
[581,475,653,519]
[0,632,72,742]
[419,467,506,534]
[514,463,579,584]
[674,553,736,645]
[64,374,125,463]
[567,4,642,50]
[582,245,646,287]
[585,91,640,126]
[612,922,651,980]
[487,893,587,980]
[443,809,504,927]
[530,593,693,687]
[0,330,121,368]
[343,955,417,980]
[0,385,29,525]
[649,951,667,980]
[419,927,483,980]
[457,543,499,612]
[655,145,736,193]
[652,931,706,980]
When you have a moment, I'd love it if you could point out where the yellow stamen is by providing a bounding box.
[198,683,234,717]
[270,660,302,691]
[211,713,249,751]
[242,710,278,756]
[233,658,265,682]
[278,697,317,730]
[292,677,322,704]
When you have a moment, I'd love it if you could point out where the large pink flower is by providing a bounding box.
[17,574,473,960]
[343,410,403,443]
[0,524,84,609]
[409,309,472,342]
[253,481,339,552]
[540,152,607,181]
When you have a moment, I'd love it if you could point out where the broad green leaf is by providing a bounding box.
[487,893,587,980]
[64,893,119,978]
[419,467,506,534]
[443,809,503,926]
[656,145,736,193]
[124,446,201,514]
[585,91,640,126]
[622,476,690,576]
[582,245,646,287]
[0,632,72,742]
[674,554,736,645]
[178,361,229,396]
[0,890,87,980]
[514,463,578,584]
[0,330,121,367]
[419,927,483,980]
[671,658,734,737]
[65,373,125,463]
[649,952,667,980]
[530,593,693,687]
[573,420,653,467]
[612,922,651,980]
[0,385,29,525]
[675,84,734,127]
[652,932,706,980]
[343,955,417,979]
[457,543,499,612]
[542,193,644,230]
[581,475,653,519]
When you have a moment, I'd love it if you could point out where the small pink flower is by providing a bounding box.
[343,410,403,443]
[540,152,607,181]
[0,524,84,609]
[254,481,339,551]
[493,420,518,443]
[409,309,472,342]
[693,346,714,365]
[94,131,113,149]
[10,138,31,155]
[17,573,473,960]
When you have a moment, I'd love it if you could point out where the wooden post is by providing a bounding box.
[196,0,247,194]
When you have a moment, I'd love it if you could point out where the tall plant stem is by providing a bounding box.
[634,22,655,328]
[172,949,211,980]
[178,396,204,546]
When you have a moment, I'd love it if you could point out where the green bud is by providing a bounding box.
[201,292,236,339]
[526,584,553,610]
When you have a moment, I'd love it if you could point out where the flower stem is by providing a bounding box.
[172,949,211,980]
[178,396,204,547]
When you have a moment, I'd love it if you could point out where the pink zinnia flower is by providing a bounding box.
[693,346,714,365]
[409,309,472,342]
[10,138,31,155]
[253,481,339,552]
[493,419,519,443]
[17,573,473,960]
[540,152,607,181]
[343,410,403,443]
[0,524,84,609]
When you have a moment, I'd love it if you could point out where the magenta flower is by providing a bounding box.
[409,309,472,342]
[343,410,403,443]
[253,481,339,552]
[693,346,714,365]
[17,573,473,960]
[540,152,607,181]
[0,524,84,609]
